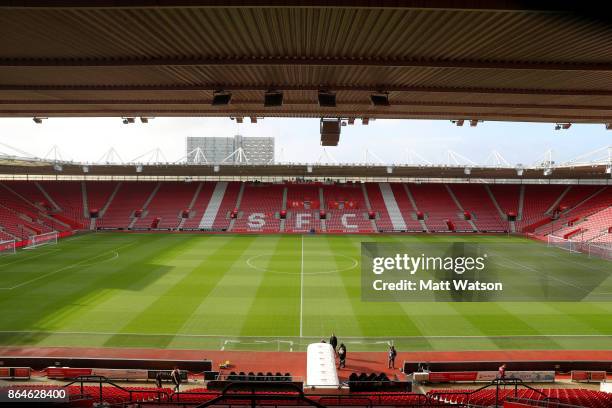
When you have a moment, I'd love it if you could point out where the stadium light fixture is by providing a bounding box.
[451,119,464,127]
[212,90,232,105]
[318,90,336,107]
[469,119,481,127]
[516,164,524,176]
[235,117,244,124]
[250,117,258,123]
[33,117,47,124]
[555,123,571,130]
[53,163,63,172]
[140,117,154,123]
[362,118,369,125]
[464,167,471,175]
[347,117,355,125]
[122,117,135,124]
[214,165,220,173]
[386,166,393,174]
[82,165,89,173]
[264,90,283,107]
[543,168,552,176]
[370,92,390,106]
[606,165,612,175]
[606,123,612,130]
[307,165,313,173]
[135,165,143,173]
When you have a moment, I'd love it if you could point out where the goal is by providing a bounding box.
[548,234,611,260]
[24,231,58,250]
[0,239,16,256]
[547,235,579,253]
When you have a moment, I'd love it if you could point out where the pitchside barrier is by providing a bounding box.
[0,367,30,380]
[0,356,211,372]
[46,367,189,382]
[570,370,607,383]
[404,360,612,374]
[412,371,555,384]
[547,235,612,260]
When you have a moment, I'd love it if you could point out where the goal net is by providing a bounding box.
[548,234,612,260]
[547,235,579,253]
[24,231,58,250]
[0,240,16,256]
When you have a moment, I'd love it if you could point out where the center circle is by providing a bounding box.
[246,253,358,275]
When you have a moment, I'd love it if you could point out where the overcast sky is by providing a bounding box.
[0,117,610,166]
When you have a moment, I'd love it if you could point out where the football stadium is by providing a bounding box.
[0,2,611,407]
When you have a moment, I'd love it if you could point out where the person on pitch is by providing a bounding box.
[338,343,347,368]
[388,345,397,369]
[329,333,338,353]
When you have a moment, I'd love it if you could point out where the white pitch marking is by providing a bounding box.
[0,249,60,268]
[246,253,357,275]
[0,242,135,290]
[488,249,589,293]
[300,235,304,338]
[0,330,610,340]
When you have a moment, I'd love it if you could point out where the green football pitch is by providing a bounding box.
[0,232,611,352]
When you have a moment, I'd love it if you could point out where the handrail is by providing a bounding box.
[506,396,587,408]
[429,378,551,407]
[62,375,170,404]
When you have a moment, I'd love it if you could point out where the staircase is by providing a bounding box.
[280,186,288,232]
[517,185,525,221]
[484,185,506,220]
[404,184,428,232]
[378,182,407,231]
[198,182,228,229]
[178,182,203,229]
[546,186,571,214]
[81,181,89,219]
[128,182,161,229]
[227,182,246,231]
[445,184,477,232]
[100,183,122,217]
[319,187,326,232]
[361,183,378,231]
[36,182,61,211]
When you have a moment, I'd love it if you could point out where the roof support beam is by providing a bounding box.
[1,57,611,71]
[1,99,611,111]
[0,109,610,122]
[1,84,612,97]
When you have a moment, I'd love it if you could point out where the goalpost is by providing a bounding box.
[24,231,59,250]
[0,240,16,256]
[547,235,580,253]
[548,234,612,260]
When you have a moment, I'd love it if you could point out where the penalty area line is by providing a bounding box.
[0,242,135,290]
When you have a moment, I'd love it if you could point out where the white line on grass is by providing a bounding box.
[0,249,60,268]
[299,234,304,338]
[0,241,135,290]
[0,329,610,340]
[488,249,589,293]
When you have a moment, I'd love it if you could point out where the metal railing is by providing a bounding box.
[429,378,553,408]
[62,375,171,404]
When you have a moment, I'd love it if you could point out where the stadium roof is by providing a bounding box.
[0,156,608,180]
[1,1,611,123]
